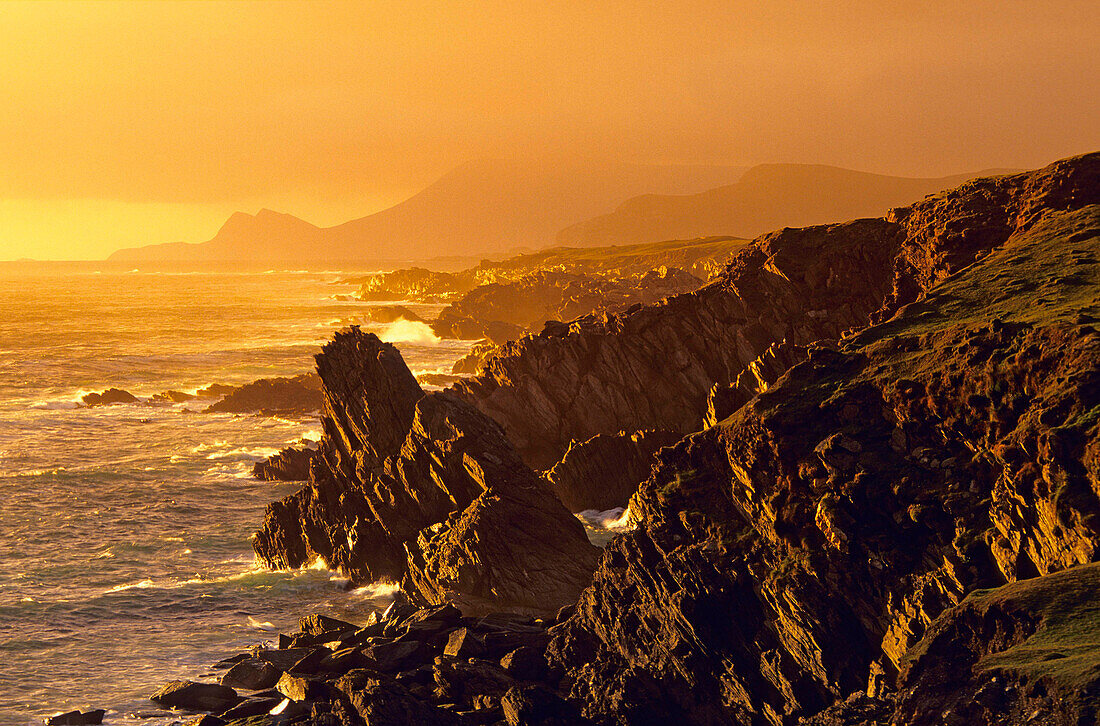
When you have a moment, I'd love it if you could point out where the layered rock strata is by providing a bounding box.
[541,159,1100,725]
[253,329,598,615]
[451,154,1100,470]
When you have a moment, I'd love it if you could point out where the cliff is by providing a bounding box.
[450,155,1097,471]
[542,158,1100,724]
[252,329,598,615]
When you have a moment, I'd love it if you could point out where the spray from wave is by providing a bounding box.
[377,320,441,345]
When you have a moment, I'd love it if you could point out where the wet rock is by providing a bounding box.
[254,329,598,614]
[220,658,281,691]
[81,388,137,406]
[44,710,105,726]
[256,648,316,672]
[150,680,241,712]
[151,389,196,403]
[218,695,282,720]
[195,383,236,399]
[365,305,425,324]
[252,446,317,481]
[183,716,226,726]
[361,640,425,672]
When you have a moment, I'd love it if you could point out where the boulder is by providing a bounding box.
[333,669,459,726]
[44,710,105,726]
[150,680,240,712]
[220,658,281,690]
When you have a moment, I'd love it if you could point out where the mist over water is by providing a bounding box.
[0,265,471,725]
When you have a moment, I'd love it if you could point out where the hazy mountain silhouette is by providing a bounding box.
[107,159,747,265]
[556,164,1019,247]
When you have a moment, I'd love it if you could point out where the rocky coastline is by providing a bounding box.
[52,152,1100,725]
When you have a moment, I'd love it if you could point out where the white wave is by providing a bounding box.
[575,506,635,532]
[377,320,441,345]
[349,581,401,599]
[248,616,277,631]
[105,578,156,593]
[204,445,281,462]
[190,441,230,454]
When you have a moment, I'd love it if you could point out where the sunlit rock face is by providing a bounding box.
[543,153,1100,725]
[253,328,598,616]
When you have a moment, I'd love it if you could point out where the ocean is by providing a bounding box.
[0,264,473,725]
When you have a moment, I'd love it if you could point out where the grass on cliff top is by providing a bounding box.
[850,205,1100,351]
[965,562,1100,691]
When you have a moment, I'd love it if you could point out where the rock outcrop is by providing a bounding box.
[253,329,598,615]
[543,430,680,512]
[80,388,138,406]
[203,373,322,415]
[451,154,1100,470]
[252,446,318,482]
[540,155,1100,725]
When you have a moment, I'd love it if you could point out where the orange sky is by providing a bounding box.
[1,0,1097,260]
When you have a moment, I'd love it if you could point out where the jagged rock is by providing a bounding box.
[704,340,810,427]
[81,388,137,406]
[451,155,1099,470]
[150,680,241,712]
[253,328,598,614]
[365,305,425,324]
[203,373,322,415]
[499,646,546,681]
[543,429,679,512]
[252,446,317,481]
[444,628,486,658]
[275,672,329,701]
[300,614,356,636]
[417,372,465,388]
[542,154,1100,725]
[450,341,499,375]
[220,658,281,690]
[333,669,460,725]
[893,562,1100,726]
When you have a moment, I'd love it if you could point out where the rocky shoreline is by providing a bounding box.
[47,152,1100,725]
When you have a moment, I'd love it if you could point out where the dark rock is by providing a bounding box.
[203,373,322,415]
[543,429,679,511]
[253,328,599,614]
[365,305,426,324]
[150,680,241,712]
[151,389,196,403]
[499,646,545,681]
[361,639,425,672]
[417,372,465,387]
[255,648,316,672]
[81,388,137,406]
[542,155,1100,725]
[218,696,282,720]
[253,446,317,481]
[500,684,582,726]
[44,710,105,725]
[333,668,460,726]
[299,614,357,636]
[195,383,237,398]
[450,341,498,375]
[287,647,330,675]
[213,653,250,670]
[220,658,281,690]
[433,658,515,707]
[444,628,486,658]
[183,716,226,726]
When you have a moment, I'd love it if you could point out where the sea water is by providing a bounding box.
[0,264,472,724]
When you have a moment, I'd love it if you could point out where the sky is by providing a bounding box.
[0,0,1097,260]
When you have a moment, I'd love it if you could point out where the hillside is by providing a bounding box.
[557,163,1017,247]
[107,159,746,265]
